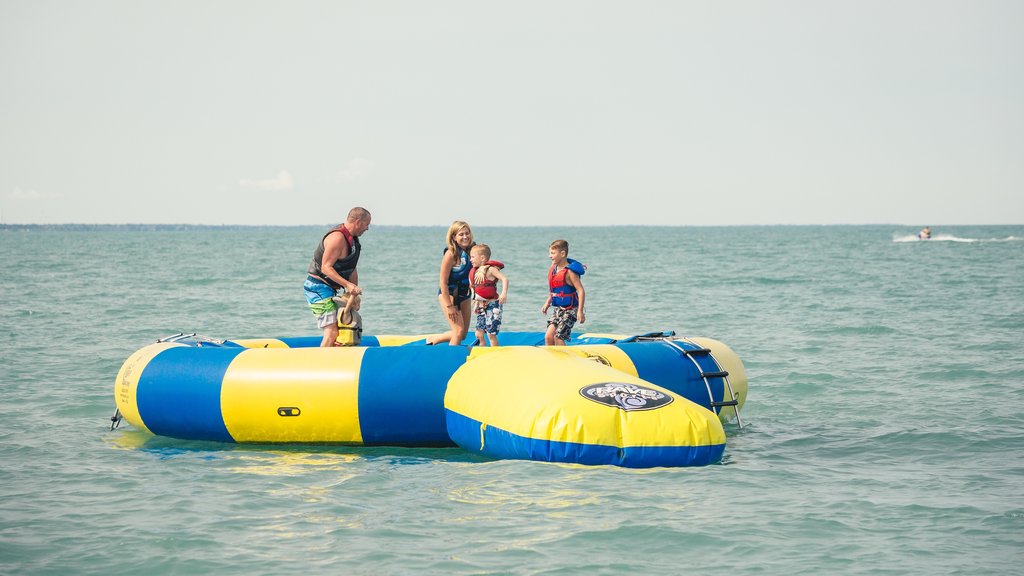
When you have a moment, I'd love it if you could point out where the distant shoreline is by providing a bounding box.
[1,223,1020,231]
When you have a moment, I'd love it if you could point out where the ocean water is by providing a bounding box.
[1,224,1022,575]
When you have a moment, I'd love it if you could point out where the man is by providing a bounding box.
[303,207,371,346]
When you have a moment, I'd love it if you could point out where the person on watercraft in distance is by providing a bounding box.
[304,207,371,347]
[541,239,586,346]
[918,226,932,240]
[426,221,475,346]
[468,243,509,347]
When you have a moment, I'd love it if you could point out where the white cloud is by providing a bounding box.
[239,170,294,191]
[337,158,373,182]
[8,187,64,200]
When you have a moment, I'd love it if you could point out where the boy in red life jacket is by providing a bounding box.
[468,244,509,346]
[541,239,586,346]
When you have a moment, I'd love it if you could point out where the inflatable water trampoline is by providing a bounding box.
[112,331,747,468]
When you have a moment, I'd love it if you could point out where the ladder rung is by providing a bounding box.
[681,347,711,356]
[701,370,729,379]
[618,331,677,343]
[711,399,738,407]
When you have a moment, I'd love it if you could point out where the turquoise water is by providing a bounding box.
[1,225,1022,574]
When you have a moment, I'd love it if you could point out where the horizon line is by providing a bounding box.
[2,222,1019,229]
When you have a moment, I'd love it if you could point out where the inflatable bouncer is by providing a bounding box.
[112,331,747,468]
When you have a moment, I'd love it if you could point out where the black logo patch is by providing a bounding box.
[580,382,673,411]
[277,407,301,417]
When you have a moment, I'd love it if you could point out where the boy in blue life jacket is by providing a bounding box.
[541,239,586,346]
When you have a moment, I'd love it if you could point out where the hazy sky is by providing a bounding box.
[2,0,1021,226]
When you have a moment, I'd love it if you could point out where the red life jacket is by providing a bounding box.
[549,259,585,308]
[469,260,504,300]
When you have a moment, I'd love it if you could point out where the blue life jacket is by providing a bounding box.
[445,246,471,294]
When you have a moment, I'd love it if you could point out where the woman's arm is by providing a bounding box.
[438,251,455,303]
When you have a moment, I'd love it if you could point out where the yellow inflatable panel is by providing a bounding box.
[113,342,180,434]
[445,347,726,467]
[373,334,426,346]
[550,344,640,378]
[688,337,748,423]
[221,348,365,443]
[232,338,290,349]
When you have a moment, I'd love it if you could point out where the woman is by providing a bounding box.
[427,220,475,345]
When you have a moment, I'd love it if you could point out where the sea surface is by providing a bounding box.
[1,224,1022,575]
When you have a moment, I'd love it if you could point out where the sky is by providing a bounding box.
[1,0,1021,226]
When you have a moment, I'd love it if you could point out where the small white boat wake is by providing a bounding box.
[892,233,1021,243]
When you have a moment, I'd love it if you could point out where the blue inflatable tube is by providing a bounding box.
[113,331,747,467]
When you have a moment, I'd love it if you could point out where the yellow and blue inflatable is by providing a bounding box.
[445,347,726,467]
[113,331,747,468]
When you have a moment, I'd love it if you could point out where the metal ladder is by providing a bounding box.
[156,333,227,346]
[662,337,744,429]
